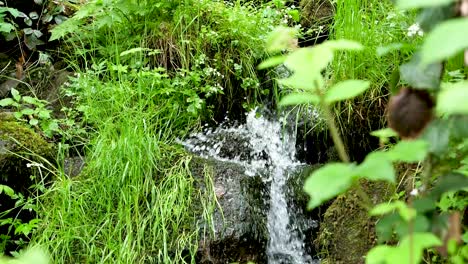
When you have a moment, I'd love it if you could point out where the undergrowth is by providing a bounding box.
[25,0,284,262]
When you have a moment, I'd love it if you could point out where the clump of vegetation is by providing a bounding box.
[261,0,468,263]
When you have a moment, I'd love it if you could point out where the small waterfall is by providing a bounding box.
[182,109,318,264]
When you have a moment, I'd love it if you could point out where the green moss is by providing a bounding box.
[0,119,53,158]
[0,117,54,187]
[315,180,394,263]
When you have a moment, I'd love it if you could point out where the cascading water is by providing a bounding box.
[182,109,318,264]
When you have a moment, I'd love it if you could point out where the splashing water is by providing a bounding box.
[182,109,317,263]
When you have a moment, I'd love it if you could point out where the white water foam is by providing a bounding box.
[181,109,316,264]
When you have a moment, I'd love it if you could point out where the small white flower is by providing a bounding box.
[407,23,424,37]
[410,188,419,196]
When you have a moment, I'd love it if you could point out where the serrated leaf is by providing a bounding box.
[357,152,395,183]
[38,110,50,119]
[29,118,39,126]
[21,108,35,115]
[22,96,37,104]
[257,55,286,69]
[370,201,416,222]
[279,92,319,106]
[421,18,468,65]
[436,81,468,115]
[396,0,456,10]
[387,140,428,162]
[0,184,15,197]
[0,7,20,17]
[366,245,394,264]
[11,88,20,101]
[304,163,356,209]
[400,52,442,90]
[0,22,15,33]
[325,80,370,103]
[0,98,14,106]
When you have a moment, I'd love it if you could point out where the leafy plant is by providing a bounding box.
[0,88,58,137]
[260,0,468,262]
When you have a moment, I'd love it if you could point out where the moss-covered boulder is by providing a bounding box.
[315,180,394,264]
[0,113,54,191]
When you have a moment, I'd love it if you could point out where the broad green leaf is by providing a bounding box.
[421,18,468,65]
[0,98,14,107]
[278,72,321,91]
[0,7,20,17]
[279,92,319,106]
[370,201,416,222]
[429,172,468,200]
[258,55,286,70]
[304,163,356,209]
[322,39,363,51]
[284,46,333,74]
[0,22,15,33]
[376,213,401,243]
[265,26,298,53]
[421,119,450,156]
[325,80,370,103]
[11,88,20,101]
[400,52,442,90]
[387,140,429,162]
[413,197,437,213]
[450,115,468,140]
[436,81,468,115]
[0,184,15,197]
[21,108,35,115]
[357,152,395,183]
[394,233,442,263]
[366,245,394,264]
[396,0,456,10]
[29,118,39,126]
[395,215,430,238]
[366,232,442,264]
[38,110,51,119]
[22,96,37,104]
[370,128,398,139]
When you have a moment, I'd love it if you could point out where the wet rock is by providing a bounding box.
[299,0,334,46]
[191,157,321,263]
[191,156,269,263]
[63,155,86,178]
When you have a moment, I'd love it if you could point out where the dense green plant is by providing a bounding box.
[0,0,76,50]
[0,88,58,137]
[260,0,468,263]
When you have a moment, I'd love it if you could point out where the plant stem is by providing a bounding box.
[321,102,349,163]
[321,99,373,209]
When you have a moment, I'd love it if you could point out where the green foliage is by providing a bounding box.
[261,0,468,260]
[0,88,59,138]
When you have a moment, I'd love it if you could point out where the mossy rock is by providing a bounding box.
[0,114,54,191]
[315,180,394,264]
[300,0,334,29]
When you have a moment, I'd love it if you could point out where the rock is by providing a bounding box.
[190,157,321,263]
[315,180,394,264]
[298,0,335,46]
[0,115,54,253]
[191,156,269,263]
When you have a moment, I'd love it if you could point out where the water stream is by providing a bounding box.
[182,109,317,264]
